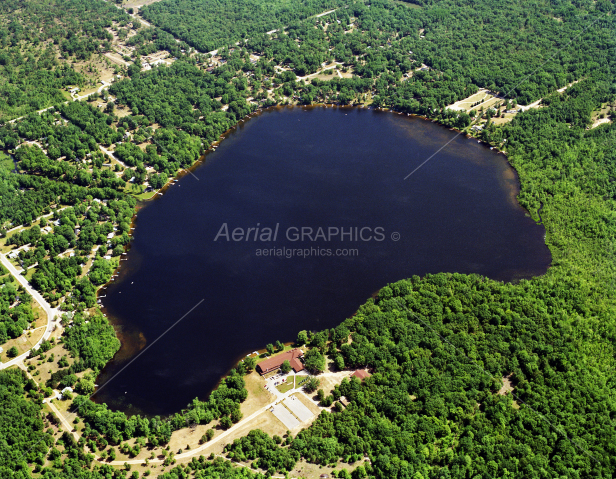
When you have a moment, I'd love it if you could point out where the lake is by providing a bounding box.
[96,106,551,416]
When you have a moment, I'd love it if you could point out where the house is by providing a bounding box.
[351,369,371,381]
[257,348,304,374]
[56,386,74,400]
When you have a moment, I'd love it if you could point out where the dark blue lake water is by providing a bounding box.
[96,106,550,415]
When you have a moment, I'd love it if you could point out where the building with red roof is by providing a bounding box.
[256,348,304,374]
[351,369,370,380]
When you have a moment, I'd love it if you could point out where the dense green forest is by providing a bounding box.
[139,0,615,104]
[0,368,51,478]
[0,281,34,345]
[0,368,259,478]
[0,0,131,121]
[225,272,616,476]
[0,0,615,476]
[141,0,349,52]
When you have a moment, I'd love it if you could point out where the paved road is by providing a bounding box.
[75,81,111,101]
[99,144,119,161]
[131,8,152,27]
[314,8,337,18]
[0,253,58,369]
[98,144,128,173]
[7,105,55,124]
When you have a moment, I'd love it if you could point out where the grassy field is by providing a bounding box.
[276,375,295,393]
[0,151,14,171]
[296,375,310,389]
[448,89,506,112]
[590,100,615,128]
[0,300,47,363]
[133,189,160,201]
[27,341,75,385]
[242,371,276,416]
[23,266,36,282]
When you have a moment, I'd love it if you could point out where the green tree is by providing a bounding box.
[243,356,257,371]
[303,376,320,393]
[7,346,18,358]
[281,360,291,374]
[75,378,95,395]
[304,348,326,373]
[219,416,232,429]
[334,355,345,371]
[310,331,328,349]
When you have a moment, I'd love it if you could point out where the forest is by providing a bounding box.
[221,270,616,477]
[0,280,33,346]
[0,0,615,476]
[0,0,130,121]
[141,0,349,52]
[0,368,53,479]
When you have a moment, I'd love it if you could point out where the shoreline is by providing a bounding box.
[92,103,551,419]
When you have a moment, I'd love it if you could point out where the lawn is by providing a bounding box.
[0,151,15,171]
[133,189,160,201]
[24,267,36,281]
[296,376,310,389]
[242,371,276,416]
[276,375,295,394]
[0,302,47,364]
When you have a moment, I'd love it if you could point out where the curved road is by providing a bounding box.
[106,388,306,466]
[43,371,351,466]
[0,253,58,369]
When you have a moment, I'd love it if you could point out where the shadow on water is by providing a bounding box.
[95,106,551,416]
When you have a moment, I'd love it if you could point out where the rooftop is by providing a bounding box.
[257,348,304,374]
[351,369,371,380]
